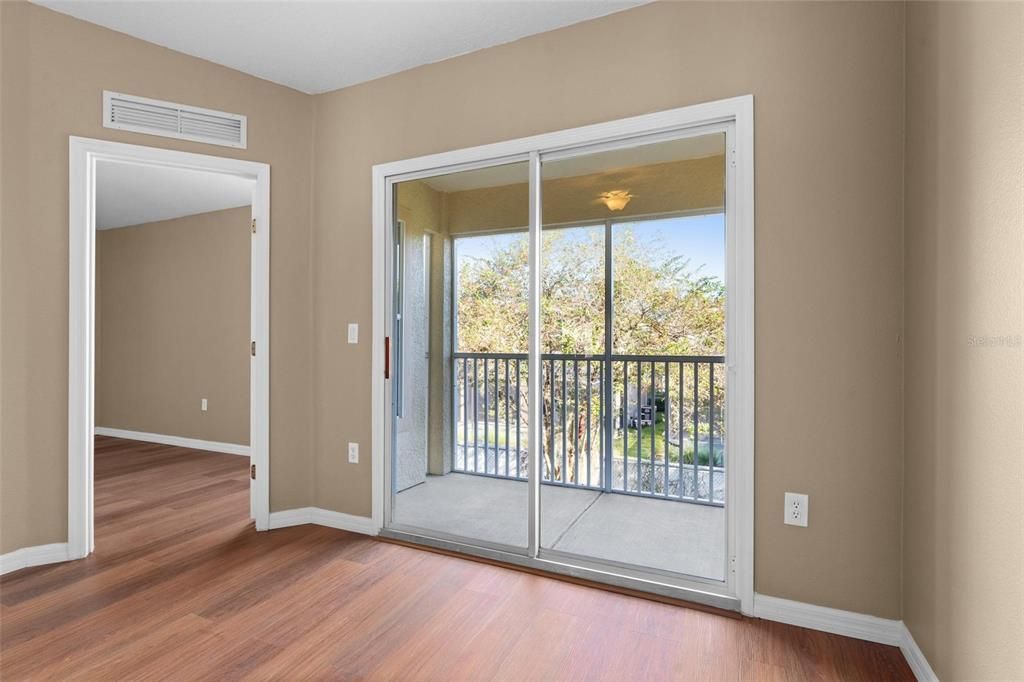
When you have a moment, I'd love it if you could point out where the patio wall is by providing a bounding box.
[394,181,443,490]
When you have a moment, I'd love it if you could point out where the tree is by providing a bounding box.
[457,227,724,356]
[456,223,725,485]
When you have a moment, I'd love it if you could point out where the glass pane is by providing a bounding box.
[539,132,728,581]
[541,224,605,356]
[390,161,531,550]
[612,214,726,356]
[455,232,528,354]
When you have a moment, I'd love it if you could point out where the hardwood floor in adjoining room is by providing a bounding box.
[0,436,914,681]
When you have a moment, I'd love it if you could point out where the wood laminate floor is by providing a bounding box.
[0,436,914,681]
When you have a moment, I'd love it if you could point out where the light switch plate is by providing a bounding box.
[784,492,808,527]
[201,398,208,412]
[347,442,359,464]
[347,323,359,344]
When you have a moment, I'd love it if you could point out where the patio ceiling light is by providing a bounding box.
[599,190,634,211]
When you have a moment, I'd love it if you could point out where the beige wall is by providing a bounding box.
[0,1,314,553]
[312,1,906,617]
[903,2,1024,679]
[96,207,251,446]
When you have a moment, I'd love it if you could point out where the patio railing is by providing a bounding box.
[453,352,725,505]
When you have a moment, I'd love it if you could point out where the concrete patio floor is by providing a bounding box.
[393,473,725,581]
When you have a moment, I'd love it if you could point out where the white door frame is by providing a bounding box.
[371,95,754,613]
[68,136,271,559]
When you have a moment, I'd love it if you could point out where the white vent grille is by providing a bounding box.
[103,91,246,149]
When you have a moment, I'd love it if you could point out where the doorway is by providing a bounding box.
[67,137,270,558]
[373,97,754,613]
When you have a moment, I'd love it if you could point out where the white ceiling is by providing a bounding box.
[32,1,646,94]
[96,161,254,230]
[422,133,725,192]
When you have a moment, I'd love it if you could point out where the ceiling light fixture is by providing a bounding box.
[599,190,634,211]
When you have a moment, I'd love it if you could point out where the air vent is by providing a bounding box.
[103,91,246,149]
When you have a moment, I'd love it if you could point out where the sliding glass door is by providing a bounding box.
[389,160,531,551]
[380,106,748,609]
[538,133,728,583]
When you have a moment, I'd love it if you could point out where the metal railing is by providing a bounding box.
[453,352,725,505]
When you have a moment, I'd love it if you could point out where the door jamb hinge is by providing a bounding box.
[251,218,257,234]
[250,464,256,480]
[251,340,256,357]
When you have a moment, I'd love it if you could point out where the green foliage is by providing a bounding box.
[456,224,726,481]
[611,412,725,467]
[456,227,725,356]
[457,237,531,353]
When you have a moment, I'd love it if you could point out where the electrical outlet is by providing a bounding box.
[347,442,359,464]
[347,323,359,344]
[201,398,208,412]
[784,492,808,527]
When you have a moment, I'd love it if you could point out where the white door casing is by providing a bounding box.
[68,136,271,557]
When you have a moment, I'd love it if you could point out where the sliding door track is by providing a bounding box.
[379,527,740,613]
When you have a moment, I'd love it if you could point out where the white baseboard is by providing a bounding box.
[268,507,377,536]
[0,543,70,576]
[899,623,939,682]
[95,427,250,457]
[753,594,938,681]
[753,593,903,645]
[267,507,315,529]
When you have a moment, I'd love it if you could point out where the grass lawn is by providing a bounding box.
[457,415,722,466]
[610,415,723,466]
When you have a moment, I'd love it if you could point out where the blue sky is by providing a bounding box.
[613,214,725,282]
[455,213,726,283]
